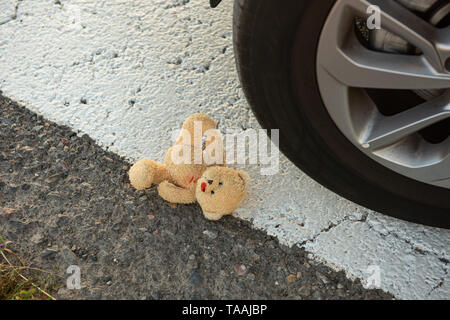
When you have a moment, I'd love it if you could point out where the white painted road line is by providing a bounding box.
[1,0,449,299]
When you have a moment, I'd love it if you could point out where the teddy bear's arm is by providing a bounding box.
[157,181,196,204]
[129,159,171,190]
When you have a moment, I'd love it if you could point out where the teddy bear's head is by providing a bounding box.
[195,166,250,220]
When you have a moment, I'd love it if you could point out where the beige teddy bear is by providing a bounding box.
[129,113,250,221]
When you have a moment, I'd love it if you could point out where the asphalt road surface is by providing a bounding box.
[0,95,394,299]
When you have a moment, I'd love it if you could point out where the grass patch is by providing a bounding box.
[0,235,62,300]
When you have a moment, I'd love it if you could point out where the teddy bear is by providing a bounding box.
[128,113,250,221]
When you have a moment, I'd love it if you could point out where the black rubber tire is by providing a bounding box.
[233,0,450,229]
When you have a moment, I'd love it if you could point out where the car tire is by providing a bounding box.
[233,0,450,228]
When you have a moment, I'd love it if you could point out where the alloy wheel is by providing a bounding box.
[316,0,450,188]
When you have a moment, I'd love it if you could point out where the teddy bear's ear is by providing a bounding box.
[237,170,251,186]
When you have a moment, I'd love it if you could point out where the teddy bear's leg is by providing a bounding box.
[129,159,170,190]
[202,211,224,221]
[157,181,196,204]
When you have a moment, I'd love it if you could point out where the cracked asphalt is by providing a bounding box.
[0,0,449,299]
[0,95,394,300]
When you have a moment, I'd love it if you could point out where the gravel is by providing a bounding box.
[0,95,394,300]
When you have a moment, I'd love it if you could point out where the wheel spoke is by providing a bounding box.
[414,145,450,185]
[324,40,450,89]
[362,93,450,149]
